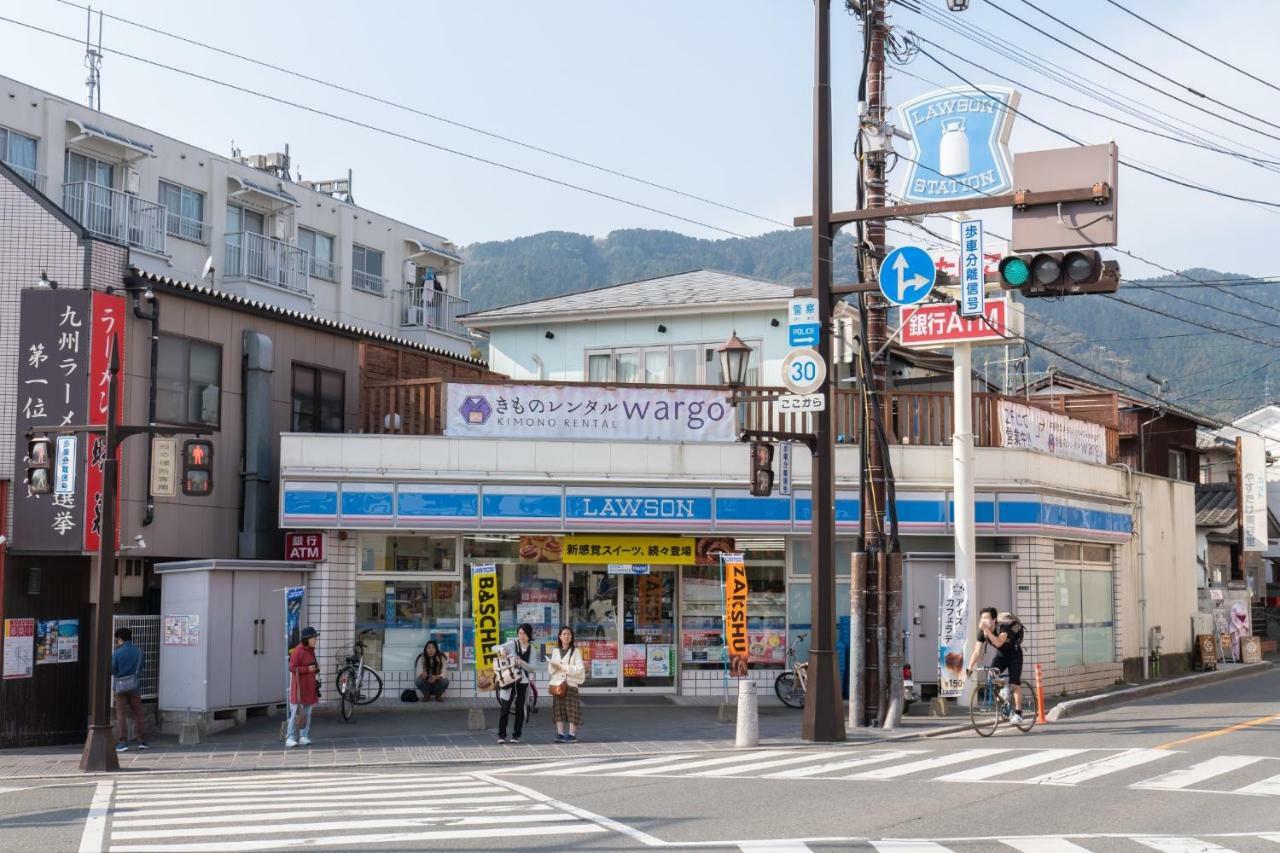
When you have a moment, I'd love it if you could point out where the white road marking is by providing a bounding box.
[1134,755,1268,791]
[112,784,502,806]
[1001,838,1095,852]
[78,780,113,853]
[1235,774,1280,797]
[111,772,454,794]
[618,750,781,776]
[870,841,955,852]
[764,750,925,779]
[107,822,605,852]
[1025,748,1173,786]
[110,810,583,841]
[484,758,599,775]
[1132,837,1240,853]
[478,772,668,847]
[110,803,548,829]
[112,794,524,819]
[845,749,1006,780]
[693,751,849,777]
[111,771,357,790]
[738,842,814,852]
[936,749,1089,782]
[535,753,701,775]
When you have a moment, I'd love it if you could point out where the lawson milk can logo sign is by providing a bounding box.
[446,382,736,443]
[897,86,1019,204]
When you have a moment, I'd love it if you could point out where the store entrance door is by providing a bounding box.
[566,566,677,693]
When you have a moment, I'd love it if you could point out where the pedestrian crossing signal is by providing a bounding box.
[182,439,214,497]
[25,435,53,495]
[749,441,774,497]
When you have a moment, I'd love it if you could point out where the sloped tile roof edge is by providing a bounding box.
[134,268,487,368]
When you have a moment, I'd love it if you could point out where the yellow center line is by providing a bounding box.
[1154,713,1280,750]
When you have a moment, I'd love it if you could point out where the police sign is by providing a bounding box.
[897,86,1019,204]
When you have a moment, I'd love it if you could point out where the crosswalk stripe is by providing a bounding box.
[1132,837,1239,853]
[110,810,584,841]
[870,841,954,852]
[1133,756,1268,791]
[935,749,1089,782]
[110,794,527,820]
[617,750,781,776]
[107,822,606,852]
[113,772,359,790]
[115,776,479,797]
[1001,838,1095,852]
[764,750,925,779]
[846,749,1007,780]
[113,784,501,806]
[1234,773,1280,797]
[488,758,607,775]
[535,754,700,775]
[693,751,849,778]
[110,803,551,829]
[738,842,815,852]
[1025,749,1172,786]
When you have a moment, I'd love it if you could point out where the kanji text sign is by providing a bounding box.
[900,298,1010,349]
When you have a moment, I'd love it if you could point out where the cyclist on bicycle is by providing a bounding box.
[966,606,1025,725]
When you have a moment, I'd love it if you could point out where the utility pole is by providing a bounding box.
[802,0,846,743]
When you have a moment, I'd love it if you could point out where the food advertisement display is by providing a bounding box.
[746,627,786,665]
[622,643,647,678]
[518,535,563,563]
[646,644,671,676]
[695,537,735,566]
[682,623,726,663]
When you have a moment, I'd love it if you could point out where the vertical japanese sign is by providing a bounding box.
[284,587,304,700]
[84,291,126,554]
[470,564,499,692]
[959,219,985,318]
[938,576,970,697]
[722,552,749,677]
[11,290,91,550]
[1240,435,1268,552]
[54,435,77,495]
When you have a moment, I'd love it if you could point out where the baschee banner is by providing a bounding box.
[997,400,1106,465]
[722,552,749,678]
[446,382,736,442]
[470,564,499,692]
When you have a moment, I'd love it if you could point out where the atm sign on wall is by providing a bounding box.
[285,532,324,562]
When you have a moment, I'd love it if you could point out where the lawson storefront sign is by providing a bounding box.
[281,481,1133,541]
[446,383,736,442]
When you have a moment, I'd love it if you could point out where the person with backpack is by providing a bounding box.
[494,623,536,744]
[112,627,147,752]
[967,606,1026,725]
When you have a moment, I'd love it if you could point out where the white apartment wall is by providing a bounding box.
[485,306,790,386]
[1118,474,1197,662]
[0,75,471,356]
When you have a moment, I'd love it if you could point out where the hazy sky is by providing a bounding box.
[3,1,1280,279]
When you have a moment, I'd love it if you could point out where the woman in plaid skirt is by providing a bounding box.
[548,626,585,743]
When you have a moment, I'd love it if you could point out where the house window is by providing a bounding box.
[291,364,345,433]
[0,126,38,182]
[156,335,221,428]
[158,180,206,242]
[352,244,385,294]
[64,150,114,187]
[585,340,760,384]
[299,227,337,280]
[1055,568,1114,668]
[1168,449,1188,481]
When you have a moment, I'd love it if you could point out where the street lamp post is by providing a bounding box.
[718,332,753,388]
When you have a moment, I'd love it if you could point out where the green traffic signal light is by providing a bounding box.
[1000,256,1030,287]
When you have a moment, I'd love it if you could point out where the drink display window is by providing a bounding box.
[360,534,457,573]
[680,541,787,669]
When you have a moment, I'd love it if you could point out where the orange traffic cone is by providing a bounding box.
[1034,662,1048,724]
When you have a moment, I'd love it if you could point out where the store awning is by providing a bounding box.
[228,174,300,208]
[405,237,461,263]
[66,118,155,159]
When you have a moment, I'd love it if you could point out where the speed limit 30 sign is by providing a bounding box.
[781,348,826,395]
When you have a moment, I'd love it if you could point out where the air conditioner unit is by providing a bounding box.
[273,217,287,241]
[404,305,424,327]
[124,167,140,195]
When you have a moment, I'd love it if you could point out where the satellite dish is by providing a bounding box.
[200,256,215,280]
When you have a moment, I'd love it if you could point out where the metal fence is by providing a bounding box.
[112,614,160,700]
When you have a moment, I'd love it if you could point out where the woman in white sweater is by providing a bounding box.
[547,625,586,743]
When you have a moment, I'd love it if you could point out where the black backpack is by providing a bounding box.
[1002,619,1025,651]
[400,688,419,702]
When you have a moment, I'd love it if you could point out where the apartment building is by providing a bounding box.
[0,74,472,356]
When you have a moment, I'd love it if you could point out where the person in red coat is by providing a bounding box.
[286,626,320,748]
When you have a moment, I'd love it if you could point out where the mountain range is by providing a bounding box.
[460,228,1279,421]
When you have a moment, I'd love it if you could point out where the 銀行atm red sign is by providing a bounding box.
[900,297,1012,350]
[285,532,324,562]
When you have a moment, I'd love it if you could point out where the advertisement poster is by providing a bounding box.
[636,574,664,627]
[646,644,671,676]
[938,576,970,698]
[517,535,563,563]
[695,537,735,566]
[516,603,546,626]
[722,553,749,677]
[285,587,304,656]
[622,644,647,678]
[3,618,35,680]
[682,624,725,663]
[997,399,1106,465]
[564,535,694,565]
[470,564,499,691]
[35,619,79,664]
[747,629,787,666]
[162,615,201,646]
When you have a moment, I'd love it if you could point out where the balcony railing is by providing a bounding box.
[310,257,339,282]
[4,160,45,192]
[352,269,385,295]
[62,181,165,254]
[224,231,309,294]
[397,288,470,337]
[165,210,208,244]
[362,378,445,435]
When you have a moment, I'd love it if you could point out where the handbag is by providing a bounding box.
[493,655,521,689]
[112,672,140,694]
[549,681,568,699]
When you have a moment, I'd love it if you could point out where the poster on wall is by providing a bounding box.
[517,536,563,563]
[937,576,970,698]
[3,618,35,680]
[722,553,749,678]
[997,399,1106,465]
[646,644,671,676]
[35,619,79,664]
[470,564,499,691]
[163,615,201,646]
[623,644,647,678]
[695,537,735,566]
[747,629,787,666]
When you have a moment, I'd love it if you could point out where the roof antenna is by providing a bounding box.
[84,6,103,110]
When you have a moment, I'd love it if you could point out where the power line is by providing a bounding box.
[48,0,793,231]
[1103,0,1280,96]
[0,13,755,240]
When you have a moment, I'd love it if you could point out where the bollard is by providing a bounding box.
[1034,663,1048,725]
[467,706,487,731]
[735,678,759,747]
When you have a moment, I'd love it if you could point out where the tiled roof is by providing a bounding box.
[1196,482,1236,528]
[461,269,794,325]
[133,269,487,367]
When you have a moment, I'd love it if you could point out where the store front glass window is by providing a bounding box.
[786,581,851,665]
[462,535,564,668]
[1055,567,1115,668]
[789,539,855,576]
[355,579,462,672]
[360,535,457,573]
[680,541,787,669]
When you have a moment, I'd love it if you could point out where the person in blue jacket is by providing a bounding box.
[112,627,147,752]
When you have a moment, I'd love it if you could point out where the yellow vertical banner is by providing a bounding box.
[722,553,749,677]
[471,564,499,692]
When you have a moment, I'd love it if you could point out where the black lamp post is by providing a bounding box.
[946,0,970,10]
[718,332,753,388]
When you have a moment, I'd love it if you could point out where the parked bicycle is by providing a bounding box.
[969,665,1035,737]
[335,629,384,722]
[775,633,809,708]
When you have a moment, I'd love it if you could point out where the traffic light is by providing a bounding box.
[998,250,1119,297]
[182,439,214,497]
[749,441,774,497]
[25,435,52,495]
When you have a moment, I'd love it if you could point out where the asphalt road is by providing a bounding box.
[2,665,1276,852]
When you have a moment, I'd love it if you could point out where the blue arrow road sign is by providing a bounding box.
[878,246,937,306]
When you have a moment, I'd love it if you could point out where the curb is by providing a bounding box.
[1046,662,1272,721]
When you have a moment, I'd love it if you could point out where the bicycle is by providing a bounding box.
[774,633,809,708]
[335,630,385,722]
[968,665,1035,737]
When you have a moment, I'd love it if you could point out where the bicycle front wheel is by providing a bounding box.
[969,682,1000,737]
[354,668,383,705]
[1012,688,1037,733]
[775,671,806,709]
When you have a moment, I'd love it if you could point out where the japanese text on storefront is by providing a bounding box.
[470,564,499,691]
[723,553,749,677]
[562,535,695,565]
